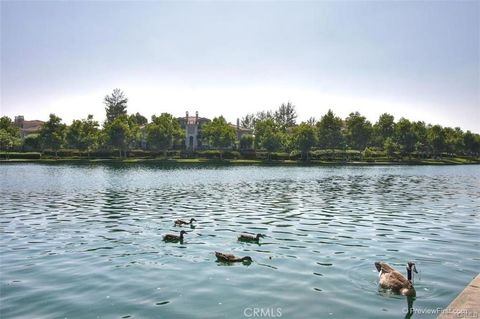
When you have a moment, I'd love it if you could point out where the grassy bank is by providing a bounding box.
[1,156,479,166]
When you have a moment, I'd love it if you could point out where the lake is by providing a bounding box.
[1,164,479,319]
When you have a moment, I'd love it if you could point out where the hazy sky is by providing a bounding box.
[1,0,479,131]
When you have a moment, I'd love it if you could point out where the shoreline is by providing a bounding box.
[1,157,479,166]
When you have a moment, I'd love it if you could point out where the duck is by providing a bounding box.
[174,218,196,226]
[215,252,253,263]
[238,233,265,242]
[163,230,187,242]
[375,261,418,296]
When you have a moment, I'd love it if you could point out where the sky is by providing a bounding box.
[1,0,479,132]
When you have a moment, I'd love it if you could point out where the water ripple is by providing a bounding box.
[1,164,479,319]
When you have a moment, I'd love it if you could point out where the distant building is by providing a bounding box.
[231,118,253,141]
[177,112,253,151]
[177,111,211,151]
[14,116,44,138]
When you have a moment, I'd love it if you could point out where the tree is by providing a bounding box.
[240,114,256,130]
[427,124,446,157]
[202,116,236,159]
[464,131,480,156]
[344,112,372,150]
[39,114,67,157]
[239,134,254,150]
[254,118,283,159]
[306,117,316,126]
[256,110,274,121]
[384,137,399,160]
[146,113,183,156]
[412,121,428,157]
[130,112,148,126]
[292,122,318,160]
[0,130,20,158]
[394,118,417,157]
[104,88,128,123]
[274,102,297,130]
[0,116,21,157]
[443,127,464,155]
[0,116,21,137]
[23,134,41,151]
[104,115,135,158]
[66,115,100,157]
[373,113,395,147]
[66,120,83,149]
[316,109,344,149]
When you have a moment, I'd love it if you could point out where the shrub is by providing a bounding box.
[0,152,41,159]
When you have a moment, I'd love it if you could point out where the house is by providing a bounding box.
[177,111,211,151]
[231,118,253,141]
[14,116,44,138]
[177,112,253,151]
[178,111,253,151]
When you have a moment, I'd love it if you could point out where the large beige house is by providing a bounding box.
[177,111,253,151]
[14,116,44,138]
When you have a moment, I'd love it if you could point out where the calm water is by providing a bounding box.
[1,164,479,319]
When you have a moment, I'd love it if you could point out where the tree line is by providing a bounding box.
[1,88,479,160]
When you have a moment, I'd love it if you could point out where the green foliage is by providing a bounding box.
[202,116,236,150]
[104,88,128,123]
[345,112,372,150]
[39,114,67,155]
[256,110,274,121]
[130,112,148,126]
[372,113,395,147]
[146,113,183,152]
[66,115,100,154]
[196,150,240,159]
[23,134,41,151]
[411,121,428,156]
[103,115,137,157]
[394,118,417,156]
[0,116,21,137]
[7,98,480,161]
[384,137,400,159]
[239,134,254,150]
[443,127,464,154]
[0,129,13,150]
[316,109,344,149]
[427,125,446,156]
[240,114,256,130]
[0,116,21,151]
[274,102,297,130]
[291,122,318,160]
[464,131,480,155]
[0,129,21,151]
[0,152,41,159]
[254,118,284,157]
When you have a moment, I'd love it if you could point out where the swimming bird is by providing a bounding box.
[238,233,265,242]
[215,252,253,263]
[174,218,196,226]
[375,261,418,296]
[163,230,187,242]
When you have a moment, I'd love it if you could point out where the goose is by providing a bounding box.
[375,261,418,296]
[174,218,196,226]
[238,233,265,242]
[163,230,187,242]
[215,252,253,263]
